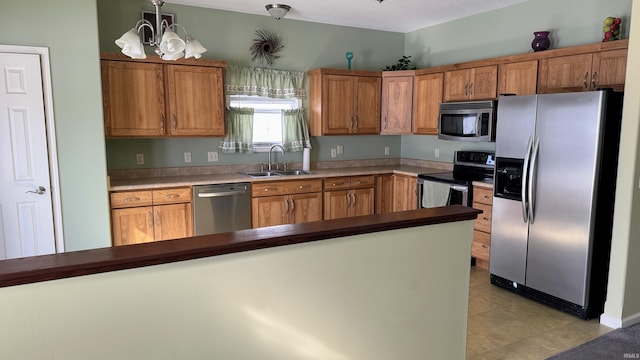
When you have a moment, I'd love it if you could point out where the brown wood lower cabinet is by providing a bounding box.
[324,175,375,220]
[472,185,493,270]
[251,179,323,227]
[376,174,418,214]
[110,187,192,246]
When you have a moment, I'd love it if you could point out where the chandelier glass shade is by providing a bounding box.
[115,0,206,60]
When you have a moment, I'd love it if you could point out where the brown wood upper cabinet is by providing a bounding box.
[381,71,414,134]
[101,55,225,138]
[537,48,627,93]
[498,60,538,96]
[309,68,381,135]
[443,66,497,102]
[412,72,443,135]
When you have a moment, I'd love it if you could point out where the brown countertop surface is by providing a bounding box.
[109,165,449,191]
[0,205,481,288]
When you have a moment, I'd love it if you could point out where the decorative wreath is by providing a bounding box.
[250,29,284,66]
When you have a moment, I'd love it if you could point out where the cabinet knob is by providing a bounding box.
[591,71,598,89]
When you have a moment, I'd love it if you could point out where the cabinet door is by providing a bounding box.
[538,53,593,93]
[592,49,627,91]
[393,175,418,212]
[111,207,154,246]
[351,188,375,217]
[323,75,356,134]
[101,61,165,137]
[154,203,193,241]
[324,190,350,220]
[166,65,225,136]
[469,66,498,100]
[375,175,394,214]
[290,192,323,224]
[498,61,538,96]
[252,195,289,227]
[381,75,413,134]
[443,69,470,102]
[354,76,382,134]
[412,73,442,135]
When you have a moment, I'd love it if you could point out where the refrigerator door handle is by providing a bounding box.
[521,136,534,223]
[528,136,541,224]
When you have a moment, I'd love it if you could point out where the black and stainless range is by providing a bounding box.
[417,150,495,208]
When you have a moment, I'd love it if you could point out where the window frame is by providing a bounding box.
[227,95,302,152]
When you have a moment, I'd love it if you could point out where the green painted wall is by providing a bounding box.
[0,0,111,251]
[98,0,405,170]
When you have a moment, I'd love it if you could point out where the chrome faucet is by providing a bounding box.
[268,144,285,171]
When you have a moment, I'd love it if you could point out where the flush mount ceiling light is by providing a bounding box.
[115,0,206,60]
[265,4,291,20]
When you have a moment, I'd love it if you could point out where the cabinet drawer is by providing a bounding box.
[471,239,490,262]
[473,186,493,205]
[324,177,351,190]
[349,175,375,188]
[473,202,492,233]
[252,179,323,197]
[473,229,491,247]
[153,187,192,205]
[324,175,375,190]
[110,190,153,208]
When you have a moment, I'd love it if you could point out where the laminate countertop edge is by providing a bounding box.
[0,206,480,288]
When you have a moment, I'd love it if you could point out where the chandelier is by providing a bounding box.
[115,0,207,60]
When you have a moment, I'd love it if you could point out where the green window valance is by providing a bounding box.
[224,65,306,99]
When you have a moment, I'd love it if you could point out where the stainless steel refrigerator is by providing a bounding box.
[490,90,623,319]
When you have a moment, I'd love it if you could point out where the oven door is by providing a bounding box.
[417,177,469,208]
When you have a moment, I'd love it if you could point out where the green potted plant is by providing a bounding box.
[383,55,417,71]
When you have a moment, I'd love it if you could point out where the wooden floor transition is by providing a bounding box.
[466,267,613,359]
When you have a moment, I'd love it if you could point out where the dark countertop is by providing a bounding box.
[0,206,480,288]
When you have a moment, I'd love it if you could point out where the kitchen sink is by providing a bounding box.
[276,170,312,176]
[241,170,312,178]
[242,171,282,178]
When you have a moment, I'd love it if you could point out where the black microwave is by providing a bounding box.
[438,100,496,142]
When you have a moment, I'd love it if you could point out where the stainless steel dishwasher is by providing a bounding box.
[193,183,252,236]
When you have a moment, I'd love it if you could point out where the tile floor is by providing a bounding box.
[466,266,613,359]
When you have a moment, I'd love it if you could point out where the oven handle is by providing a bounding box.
[451,185,468,192]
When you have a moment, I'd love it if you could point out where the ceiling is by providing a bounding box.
[169,0,528,33]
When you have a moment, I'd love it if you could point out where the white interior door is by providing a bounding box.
[0,51,57,259]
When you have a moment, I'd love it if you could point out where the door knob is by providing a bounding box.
[25,186,46,195]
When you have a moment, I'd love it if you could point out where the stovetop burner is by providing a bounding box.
[418,150,495,185]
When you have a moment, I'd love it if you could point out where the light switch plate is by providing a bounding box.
[136,153,144,165]
[184,152,192,163]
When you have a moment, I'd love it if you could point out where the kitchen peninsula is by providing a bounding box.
[0,206,480,360]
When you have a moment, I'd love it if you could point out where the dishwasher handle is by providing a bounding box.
[197,189,248,198]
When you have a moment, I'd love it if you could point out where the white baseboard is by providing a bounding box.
[600,312,640,329]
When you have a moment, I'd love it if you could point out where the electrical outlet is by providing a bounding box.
[336,144,344,155]
[331,148,337,158]
[208,151,218,162]
[384,146,389,156]
[434,148,440,158]
[184,152,192,163]
[136,153,144,165]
